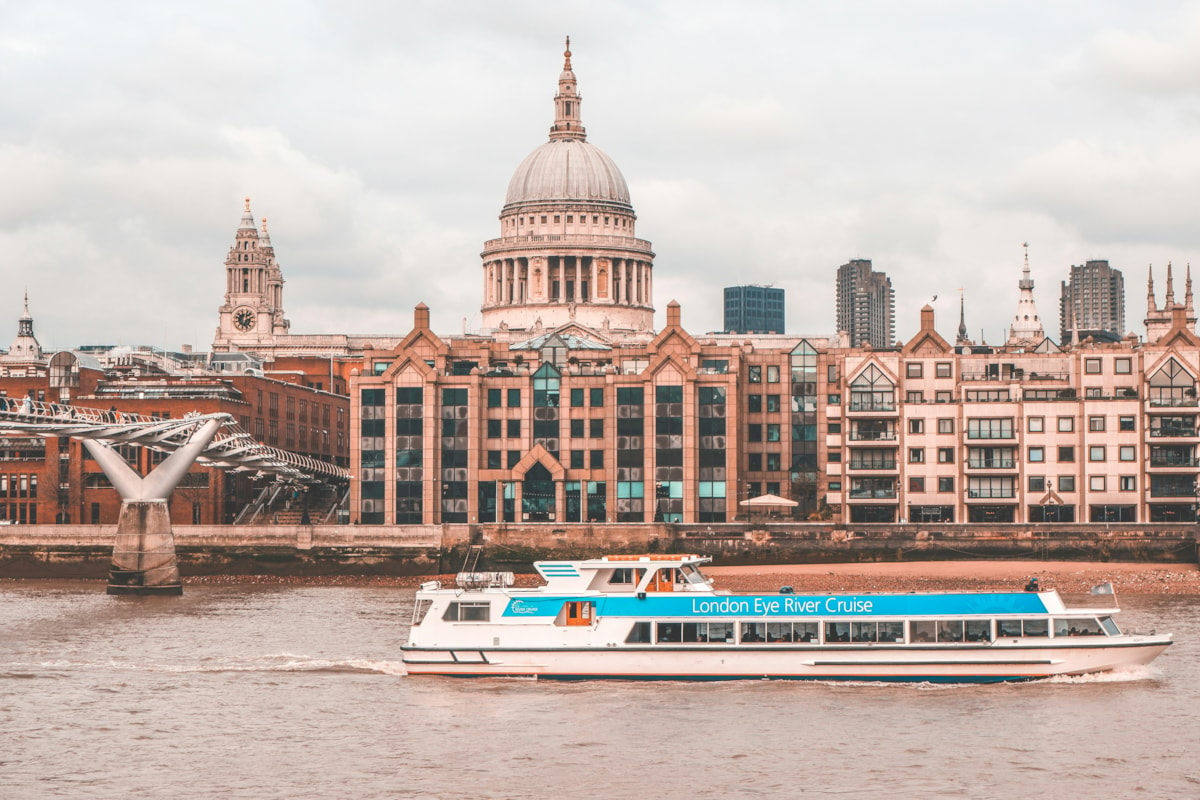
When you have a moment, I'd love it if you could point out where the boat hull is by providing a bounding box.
[401,638,1171,682]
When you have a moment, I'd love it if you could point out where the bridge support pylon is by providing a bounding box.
[84,418,223,596]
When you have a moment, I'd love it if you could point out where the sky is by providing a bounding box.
[3,1,1200,352]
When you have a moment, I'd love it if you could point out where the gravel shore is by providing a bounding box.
[186,561,1200,595]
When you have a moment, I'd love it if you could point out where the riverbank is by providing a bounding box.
[168,560,1200,594]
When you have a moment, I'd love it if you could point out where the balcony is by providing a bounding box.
[966,459,1016,470]
[848,431,897,441]
[848,460,897,471]
[1148,427,1197,438]
[1149,456,1198,468]
[848,487,897,500]
[848,401,896,413]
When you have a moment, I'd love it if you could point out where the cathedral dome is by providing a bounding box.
[504,139,631,208]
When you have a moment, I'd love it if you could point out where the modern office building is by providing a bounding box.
[836,259,895,349]
[1060,259,1125,344]
[724,285,785,334]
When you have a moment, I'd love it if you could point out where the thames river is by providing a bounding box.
[2,582,1197,799]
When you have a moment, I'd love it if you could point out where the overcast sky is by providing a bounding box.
[3,1,1200,352]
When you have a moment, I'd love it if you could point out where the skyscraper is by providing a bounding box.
[723,285,785,333]
[836,259,895,348]
[1060,259,1125,344]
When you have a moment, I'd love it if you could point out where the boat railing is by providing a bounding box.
[455,572,516,591]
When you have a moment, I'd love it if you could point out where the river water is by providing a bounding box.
[2,582,1198,800]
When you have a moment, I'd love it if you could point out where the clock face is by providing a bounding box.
[233,308,256,332]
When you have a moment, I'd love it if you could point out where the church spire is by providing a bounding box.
[955,289,969,345]
[2,290,43,364]
[1147,264,1158,315]
[1007,242,1045,347]
[549,36,586,142]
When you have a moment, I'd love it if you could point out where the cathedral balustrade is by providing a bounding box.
[482,234,654,251]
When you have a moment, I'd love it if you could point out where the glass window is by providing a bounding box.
[1089,446,1105,462]
[936,362,952,378]
[1119,445,1135,462]
[570,388,584,407]
[1058,417,1074,432]
[1058,446,1075,462]
[748,366,762,383]
[1089,416,1105,432]
[938,448,954,463]
[1085,358,1101,374]
[1119,476,1136,491]
[590,388,605,407]
[1028,416,1044,432]
[909,476,925,492]
[1059,475,1076,492]
[1028,446,1044,462]
[508,388,522,407]
[487,388,502,408]
[937,418,954,434]
[1119,416,1135,432]
[909,419,924,434]
[1090,475,1106,491]
[909,448,925,463]
[767,394,781,413]
[938,477,954,492]
[1114,358,1132,375]
[907,362,923,378]
[767,365,780,383]
[1029,475,1045,492]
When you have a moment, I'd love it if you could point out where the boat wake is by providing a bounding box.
[1043,665,1161,684]
[9,654,408,676]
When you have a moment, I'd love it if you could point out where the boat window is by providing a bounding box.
[708,622,735,642]
[965,620,991,642]
[911,621,936,642]
[741,622,766,643]
[411,599,433,627]
[1053,618,1105,637]
[1099,616,1121,636]
[656,622,683,643]
[766,622,792,642]
[997,619,1022,638]
[937,620,965,642]
[824,621,851,643]
[678,564,708,585]
[878,621,904,642]
[851,622,878,642]
[794,622,819,643]
[626,621,652,643]
[1021,619,1049,637]
[442,602,491,622]
[683,622,733,643]
[999,619,1049,637]
[609,568,636,585]
[911,620,968,643]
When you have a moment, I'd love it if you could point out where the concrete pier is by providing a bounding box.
[107,501,182,595]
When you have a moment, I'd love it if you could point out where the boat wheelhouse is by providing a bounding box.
[401,555,1172,682]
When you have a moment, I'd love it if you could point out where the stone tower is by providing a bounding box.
[213,198,290,352]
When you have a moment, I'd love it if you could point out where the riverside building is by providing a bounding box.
[344,42,1200,528]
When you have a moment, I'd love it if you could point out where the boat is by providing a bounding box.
[400,554,1172,682]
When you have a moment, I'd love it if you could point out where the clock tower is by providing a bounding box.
[213,198,290,353]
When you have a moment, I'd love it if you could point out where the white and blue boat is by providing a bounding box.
[401,554,1172,682]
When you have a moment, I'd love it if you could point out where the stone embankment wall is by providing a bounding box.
[0,523,1195,578]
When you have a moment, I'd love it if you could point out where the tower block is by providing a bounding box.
[84,418,223,596]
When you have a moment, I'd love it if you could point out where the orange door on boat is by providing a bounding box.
[565,601,594,626]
